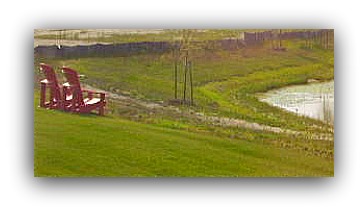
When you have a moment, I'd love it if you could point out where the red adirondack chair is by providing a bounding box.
[61,67,106,115]
[39,63,63,109]
[39,63,73,110]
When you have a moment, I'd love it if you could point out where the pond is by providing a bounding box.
[259,80,334,124]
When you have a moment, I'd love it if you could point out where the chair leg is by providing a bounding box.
[99,105,105,116]
[99,93,106,116]
[40,83,46,108]
[62,86,68,111]
[49,87,55,108]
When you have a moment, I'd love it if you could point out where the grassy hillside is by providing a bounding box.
[34,33,334,177]
[34,94,333,177]
[37,39,333,133]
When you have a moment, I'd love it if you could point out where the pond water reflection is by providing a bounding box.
[259,81,334,124]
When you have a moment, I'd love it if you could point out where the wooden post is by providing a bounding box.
[189,61,193,105]
[174,48,178,99]
[183,55,188,103]
[305,31,308,48]
[279,29,282,48]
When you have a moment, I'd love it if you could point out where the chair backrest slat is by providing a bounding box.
[62,67,84,106]
[40,63,60,86]
[39,63,61,101]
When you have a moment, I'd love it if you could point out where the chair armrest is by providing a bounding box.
[62,82,71,87]
[82,89,106,95]
[82,89,106,100]
[40,79,49,84]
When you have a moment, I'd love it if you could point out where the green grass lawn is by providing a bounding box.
[34,93,333,177]
[34,35,334,177]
